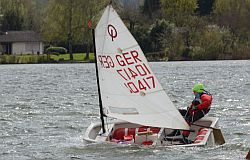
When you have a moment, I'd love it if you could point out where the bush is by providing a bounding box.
[149,19,175,52]
[45,47,67,55]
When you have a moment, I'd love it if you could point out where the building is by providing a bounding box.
[0,31,43,55]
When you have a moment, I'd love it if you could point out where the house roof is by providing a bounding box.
[0,31,43,42]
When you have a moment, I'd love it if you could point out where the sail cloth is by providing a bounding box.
[95,5,189,130]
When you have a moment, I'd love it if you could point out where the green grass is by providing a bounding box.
[0,54,49,64]
[72,53,85,61]
[0,53,95,64]
[50,53,94,61]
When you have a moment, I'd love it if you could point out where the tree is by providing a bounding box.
[67,0,73,60]
[196,0,215,16]
[22,0,44,32]
[80,0,110,60]
[149,19,173,52]
[213,0,250,59]
[0,0,25,31]
[213,0,250,39]
[42,0,76,60]
[42,0,110,59]
[118,0,141,31]
[142,0,161,19]
[0,0,42,31]
[1,10,23,31]
[160,0,197,27]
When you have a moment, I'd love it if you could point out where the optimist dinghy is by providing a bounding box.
[84,4,225,147]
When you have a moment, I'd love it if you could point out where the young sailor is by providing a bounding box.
[167,83,212,144]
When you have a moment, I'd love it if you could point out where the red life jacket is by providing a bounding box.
[189,93,212,114]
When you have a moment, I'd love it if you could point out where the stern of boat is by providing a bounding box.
[158,116,221,147]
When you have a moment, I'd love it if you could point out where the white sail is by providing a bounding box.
[95,5,189,130]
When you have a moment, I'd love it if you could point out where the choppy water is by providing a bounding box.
[0,61,249,160]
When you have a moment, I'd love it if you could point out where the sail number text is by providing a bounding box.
[98,50,156,93]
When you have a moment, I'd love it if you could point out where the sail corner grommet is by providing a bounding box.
[117,48,122,54]
[140,91,146,96]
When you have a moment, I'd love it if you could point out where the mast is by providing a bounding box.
[92,28,106,134]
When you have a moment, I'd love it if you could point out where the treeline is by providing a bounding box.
[0,0,249,61]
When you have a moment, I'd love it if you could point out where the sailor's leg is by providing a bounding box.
[191,110,206,123]
[181,110,206,144]
[179,109,187,116]
[167,109,191,137]
[180,111,192,143]
[166,129,181,136]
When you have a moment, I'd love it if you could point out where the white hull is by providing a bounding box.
[84,116,221,147]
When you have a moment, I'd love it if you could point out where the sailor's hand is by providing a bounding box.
[192,105,198,110]
[192,99,200,105]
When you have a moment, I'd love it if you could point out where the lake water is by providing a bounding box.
[0,60,249,160]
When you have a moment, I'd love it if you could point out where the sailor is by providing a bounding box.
[167,83,212,144]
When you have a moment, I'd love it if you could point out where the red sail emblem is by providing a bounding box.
[107,24,117,41]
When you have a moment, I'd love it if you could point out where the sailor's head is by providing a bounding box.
[192,83,204,94]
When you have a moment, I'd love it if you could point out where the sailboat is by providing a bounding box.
[84,4,225,147]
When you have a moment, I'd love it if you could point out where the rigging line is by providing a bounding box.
[105,116,109,131]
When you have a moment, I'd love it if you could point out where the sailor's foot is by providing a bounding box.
[181,136,192,144]
[166,130,181,136]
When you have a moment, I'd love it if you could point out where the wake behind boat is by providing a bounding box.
[84,4,225,147]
